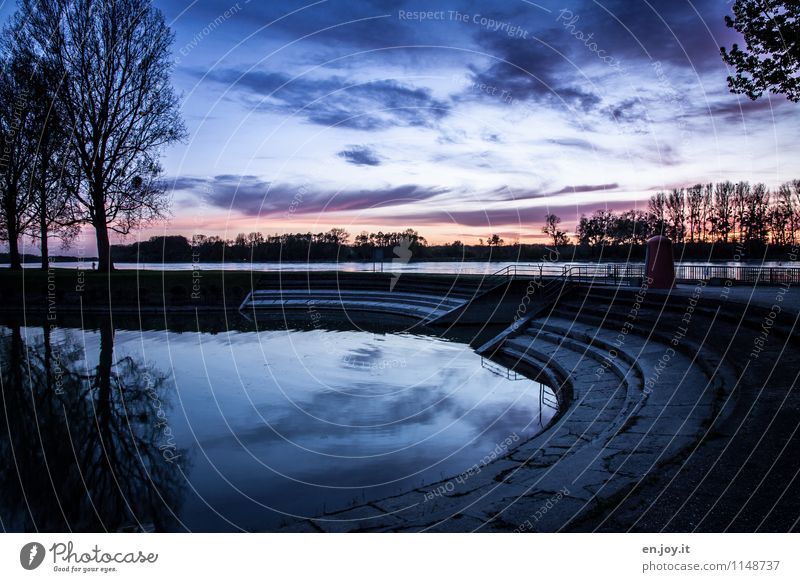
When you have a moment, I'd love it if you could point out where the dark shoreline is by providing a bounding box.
[0,268,493,314]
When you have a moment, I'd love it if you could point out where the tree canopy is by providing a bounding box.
[721,0,800,102]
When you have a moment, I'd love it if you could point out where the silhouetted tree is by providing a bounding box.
[21,39,80,268]
[711,181,735,242]
[721,1,800,102]
[771,180,799,244]
[702,183,714,242]
[686,184,704,242]
[542,213,570,246]
[486,234,504,247]
[733,181,750,242]
[0,22,37,270]
[648,191,668,236]
[666,189,686,242]
[613,210,652,245]
[0,322,187,531]
[744,182,771,244]
[578,210,615,246]
[23,0,187,271]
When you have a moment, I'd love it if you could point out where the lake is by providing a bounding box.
[8,259,794,274]
[0,314,555,532]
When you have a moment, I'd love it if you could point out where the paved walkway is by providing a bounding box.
[654,282,800,315]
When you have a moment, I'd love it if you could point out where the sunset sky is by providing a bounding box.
[7,0,800,251]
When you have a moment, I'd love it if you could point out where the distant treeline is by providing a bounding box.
[574,180,800,249]
[109,180,800,264]
[111,232,798,267]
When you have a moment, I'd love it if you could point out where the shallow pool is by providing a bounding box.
[0,317,556,531]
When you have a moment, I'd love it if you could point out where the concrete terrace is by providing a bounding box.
[275,274,800,532]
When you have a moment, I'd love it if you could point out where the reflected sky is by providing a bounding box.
[0,317,555,531]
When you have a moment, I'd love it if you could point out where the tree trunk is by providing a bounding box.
[94,220,113,272]
[4,188,22,270]
[39,157,50,270]
[7,225,22,270]
[40,207,48,270]
[91,176,114,272]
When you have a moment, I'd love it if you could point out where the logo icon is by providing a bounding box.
[20,542,46,570]
[390,237,413,291]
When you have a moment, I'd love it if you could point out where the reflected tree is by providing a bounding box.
[0,321,188,531]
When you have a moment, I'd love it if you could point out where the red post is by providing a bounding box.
[645,236,675,289]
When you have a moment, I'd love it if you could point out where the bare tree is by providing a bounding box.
[744,182,771,244]
[17,35,81,268]
[686,184,704,242]
[702,183,714,242]
[0,22,38,270]
[541,213,570,246]
[711,181,735,242]
[648,191,668,236]
[732,181,750,242]
[24,0,186,271]
[577,210,615,246]
[666,188,686,242]
[770,183,795,245]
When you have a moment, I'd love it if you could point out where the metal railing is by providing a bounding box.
[481,357,524,380]
[480,357,558,427]
[674,265,800,285]
[539,384,559,427]
[490,263,800,286]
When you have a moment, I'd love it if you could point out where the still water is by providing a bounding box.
[7,259,793,274]
[0,315,555,532]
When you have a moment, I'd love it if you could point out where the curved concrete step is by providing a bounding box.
[279,290,743,533]
[242,289,468,322]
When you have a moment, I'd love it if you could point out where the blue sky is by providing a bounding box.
[5,0,800,246]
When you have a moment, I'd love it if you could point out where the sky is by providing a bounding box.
[5,0,800,250]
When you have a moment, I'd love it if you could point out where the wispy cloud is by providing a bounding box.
[337,145,382,166]
[171,175,448,216]
[199,69,450,130]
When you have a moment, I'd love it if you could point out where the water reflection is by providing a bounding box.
[0,314,555,532]
[0,320,187,532]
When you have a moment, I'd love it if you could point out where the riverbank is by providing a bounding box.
[0,268,495,314]
[0,268,257,313]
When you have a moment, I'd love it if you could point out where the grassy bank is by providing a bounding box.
[0,268,488,313]
[0,268,259,312]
